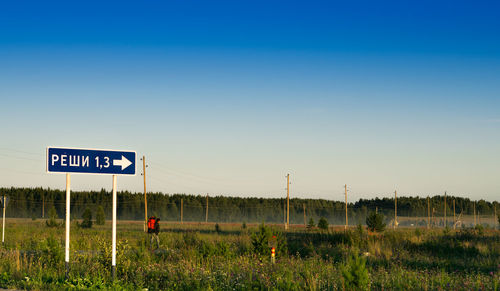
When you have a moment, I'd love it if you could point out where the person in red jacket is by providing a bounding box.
[147,216,160,249]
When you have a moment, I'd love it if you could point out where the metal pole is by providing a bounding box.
[65,173,70,278]
[112,175,117,280]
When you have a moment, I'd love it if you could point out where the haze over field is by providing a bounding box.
[1,1,499,201]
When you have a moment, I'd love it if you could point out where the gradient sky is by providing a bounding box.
[1,1,499,201]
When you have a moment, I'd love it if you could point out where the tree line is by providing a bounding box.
[1,187,498,226]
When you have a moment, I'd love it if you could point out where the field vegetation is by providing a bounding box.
[0,219,498,290]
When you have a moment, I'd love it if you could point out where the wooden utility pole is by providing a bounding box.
[142,156,148,232]
[394,190,397,229]
[494,205,497,229]
[205,194,209,223]
[283,200,286,227]
[432,208,435,227]
[427,196,430,229]
[473,201,476,226]
[286,174,290,230]
[453,199,456,230]
[180,198,183,224]
[344,184,348,230]
[303,203,306,227]
[444,191,447,228]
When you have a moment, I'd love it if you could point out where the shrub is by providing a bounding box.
[80,207,92,228]
[215,223,221,233]
[40,235,64,267]
[474,224,484,236]
[318,217,329,230]
[341,252,370,290]
[95,205,105,225]
[250,223,288,257]
[46,206,59,227]
[307,218,315,229]
[251,223,272,256]
[242,222,247,229]
[366,212,386,232]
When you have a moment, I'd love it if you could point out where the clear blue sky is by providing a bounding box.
[1,1,499,201]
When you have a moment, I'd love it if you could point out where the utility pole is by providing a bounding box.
[495,205,497,229]
[344,184,348,230]
[432,208,435,227]
[444,191,447,228]
[42,194,45,218]
[427,196,430,229]
[142,156,148,232]
[286,174,290,230]
[180,198,183,224]
[283,200,286,228]
[205,194,208,223]
[453,199,456,230]
[2,195,5,243]
[394,190,397,229]
[303,203,306,227]
[473,201,476,226]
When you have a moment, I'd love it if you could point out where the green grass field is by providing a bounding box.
[0,218,498,290]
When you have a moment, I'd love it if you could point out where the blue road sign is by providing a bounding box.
[46,147,136,175]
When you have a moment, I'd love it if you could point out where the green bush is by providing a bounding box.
[318,217,329,230]
[215,223,221,233]
[307,218,315,230]
[250,223,287,257]
[40,235,64,267]
[79,208,92,228]
[366,212,386,232]
[45,206,59,228]
[474,224,484,236]
[95,205,105,225]
[342,252,370,290]
[251,223,272,256]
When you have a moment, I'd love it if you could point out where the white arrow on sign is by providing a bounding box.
[113,156,132,170]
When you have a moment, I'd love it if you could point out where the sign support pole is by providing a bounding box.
[112,175,117,280]
[65,173,71,278]
[2,195,6,243]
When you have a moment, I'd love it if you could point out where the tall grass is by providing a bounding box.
[0,220,498,290]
